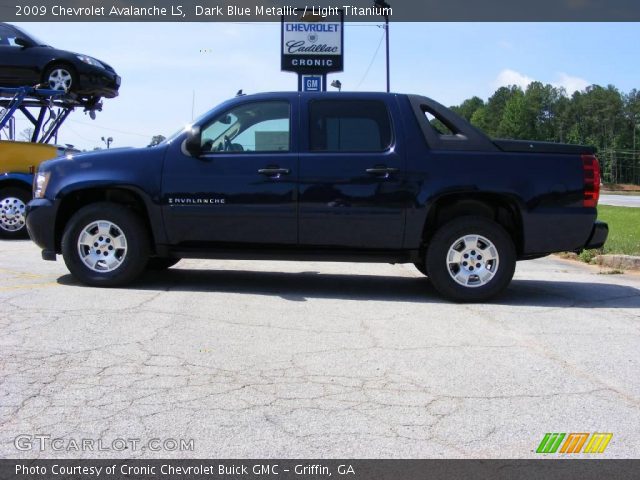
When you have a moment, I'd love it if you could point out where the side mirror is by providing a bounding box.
[184,126,201,157]
[14,37,33,48]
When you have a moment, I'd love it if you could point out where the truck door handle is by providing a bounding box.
[258,167,290,177]
[366,166,399,175]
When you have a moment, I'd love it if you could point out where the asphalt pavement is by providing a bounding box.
[599,194,640,208]
[1,240,639,458]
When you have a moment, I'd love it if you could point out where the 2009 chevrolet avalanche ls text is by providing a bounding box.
[25,92,607,302]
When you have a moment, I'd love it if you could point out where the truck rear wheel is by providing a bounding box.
[0,186,30,239]
[61,202,149,287]
[426,216,515,302]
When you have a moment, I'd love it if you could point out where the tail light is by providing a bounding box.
[582,154,600,208]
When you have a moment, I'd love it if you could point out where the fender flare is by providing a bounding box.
[0,172,34,191]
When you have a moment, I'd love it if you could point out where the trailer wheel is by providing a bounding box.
[0,186,30,239]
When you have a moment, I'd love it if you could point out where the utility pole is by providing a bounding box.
[374,0,391,93]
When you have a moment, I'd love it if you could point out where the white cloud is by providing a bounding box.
[553,73,590,93]
[493,69,590,94]
[493,69,534,89]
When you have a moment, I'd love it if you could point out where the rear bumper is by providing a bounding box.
[25,198,57,260]
[584,220,608,250]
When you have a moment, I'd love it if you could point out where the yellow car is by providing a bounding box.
[0,140,74,238]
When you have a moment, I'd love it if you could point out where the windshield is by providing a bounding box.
[158,107,222,146]
[12,24,49,47]
[160,125,191,145]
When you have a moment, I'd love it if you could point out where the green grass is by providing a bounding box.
[595,205,640,256]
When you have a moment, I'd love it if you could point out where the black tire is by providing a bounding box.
[426,216,516,302]
[61,202,149,287]
[0,186,30,239]
[413,262,428,276]
[147,257,180,270]
[43,63,77,93]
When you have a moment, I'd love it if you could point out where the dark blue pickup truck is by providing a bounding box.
[26,92,607,301]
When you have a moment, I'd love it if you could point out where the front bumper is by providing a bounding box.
[25,198,58,261]
[584,220,608,250]
[77,64,120,98]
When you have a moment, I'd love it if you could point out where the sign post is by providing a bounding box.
[281,10,344,92]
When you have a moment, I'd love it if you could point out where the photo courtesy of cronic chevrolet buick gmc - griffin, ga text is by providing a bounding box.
[25,92,607,302]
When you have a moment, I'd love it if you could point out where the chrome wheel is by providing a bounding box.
[77,220,127,272]
[446,234,499,288]
[0,196,26,232]
[47,68,73,91]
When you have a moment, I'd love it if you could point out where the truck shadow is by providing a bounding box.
[58,268,640,308]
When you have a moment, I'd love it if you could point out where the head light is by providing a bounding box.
[76,54,104,69]
[33,171,51,199]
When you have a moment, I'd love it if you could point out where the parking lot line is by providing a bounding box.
[0,267,49,279]
[0,281,59,291]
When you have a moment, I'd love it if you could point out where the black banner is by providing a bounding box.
[281,54,343,74]
[1,460,640,480]
[2,0,640,22]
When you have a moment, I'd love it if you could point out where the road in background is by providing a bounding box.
[599,194,640,208]
[1,241,639,458]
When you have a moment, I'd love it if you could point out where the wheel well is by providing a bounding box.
[42,60,76,81]
[422,194,524,255]
[0,179,32,193]
[55,188,155,253]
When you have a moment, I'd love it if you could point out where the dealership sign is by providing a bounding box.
[281,11,344,74]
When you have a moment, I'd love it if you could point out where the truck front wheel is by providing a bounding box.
[61,202,149,287]
[0,186,30,239]
[426,216,516,302]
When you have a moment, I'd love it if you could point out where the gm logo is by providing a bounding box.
[536,432,612,454]
[302,75,322,92]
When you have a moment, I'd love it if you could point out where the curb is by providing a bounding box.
[596,254,640,271]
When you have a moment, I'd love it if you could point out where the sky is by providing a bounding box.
[7,22,640,150]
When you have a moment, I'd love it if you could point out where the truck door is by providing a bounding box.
[161,97,298,246]
[298,96,408,249]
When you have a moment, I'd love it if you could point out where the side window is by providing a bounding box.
[422,106,458,137]
[200,101,290,153]
[309,100,392,152]
[0,26,18,47]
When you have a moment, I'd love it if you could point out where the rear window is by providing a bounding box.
[309,100,392,152]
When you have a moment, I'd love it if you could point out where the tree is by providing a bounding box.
[19,128,34,142]
[470,86,522,136]
[148,135,166,147]
[453,82,632,149]
[497,89,528,139]
[451,96,484,122]
[451,82,640,184]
